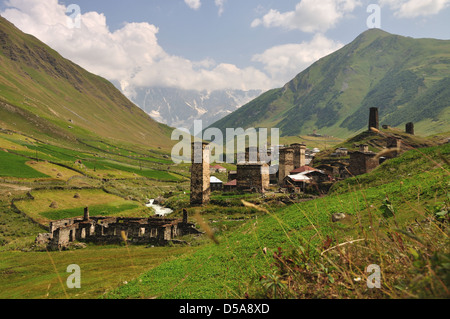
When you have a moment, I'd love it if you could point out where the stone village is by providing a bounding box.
[37,107,415,250]
[191,107,413,205]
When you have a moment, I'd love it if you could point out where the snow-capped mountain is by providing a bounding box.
[128,87,262,130]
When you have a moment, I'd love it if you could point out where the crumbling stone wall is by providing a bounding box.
[40,215,202,251]
[386,136,402,158]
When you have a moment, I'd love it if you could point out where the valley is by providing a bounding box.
[0,13,448,301]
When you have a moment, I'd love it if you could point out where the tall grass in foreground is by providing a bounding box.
[252,178,449,299]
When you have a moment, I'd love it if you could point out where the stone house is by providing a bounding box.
[210,176,224,191]
[210,164,227,174]
[236,162,270,193]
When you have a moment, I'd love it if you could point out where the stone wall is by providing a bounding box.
[41,215,202,251]
[386,137,402,158]
[236,163,269,193]
[349,151,378,176]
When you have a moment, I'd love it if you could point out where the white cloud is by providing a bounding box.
[215,0,226,16]
[0,0,344,97]
[251,0,362,33]
[184,0,201,10]
[379,0,450,18]
[252,34,343,86]
[0,0,272,94]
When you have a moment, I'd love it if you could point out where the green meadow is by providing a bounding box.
[0,130,448,299]
[0,151,49,179]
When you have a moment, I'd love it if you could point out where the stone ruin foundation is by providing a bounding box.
[36,208,202,251]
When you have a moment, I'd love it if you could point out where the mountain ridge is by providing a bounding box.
[210,29,450,138]
[126,86,262,130]
[0,16,173,150]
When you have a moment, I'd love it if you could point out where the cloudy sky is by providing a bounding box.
[0,0,449,97]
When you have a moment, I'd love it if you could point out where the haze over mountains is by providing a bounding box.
[127,87,262,130]
[211,29,450,139]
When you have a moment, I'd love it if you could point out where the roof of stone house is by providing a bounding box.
[224,179,237,186]
[210,176,223,184]
[287,174,311,182]
[210,164,226,169]
[290,166,318,174]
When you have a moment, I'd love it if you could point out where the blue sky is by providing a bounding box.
[1,0,449,95]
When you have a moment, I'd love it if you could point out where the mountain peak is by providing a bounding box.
[211,30,450,138]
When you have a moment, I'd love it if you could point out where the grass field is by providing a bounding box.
[0,151,49,179]
[0,245,195,299]
[0,133,448,300]
[14,189,144,225]
[25,161,83,181]
[106,145,449,299]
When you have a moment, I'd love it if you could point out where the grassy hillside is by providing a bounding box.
[0,16,173,150]
[107,143,449,299]
[211,29,450,139]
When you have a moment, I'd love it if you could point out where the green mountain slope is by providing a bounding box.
[0,16,173,150]
[211,29,450,138]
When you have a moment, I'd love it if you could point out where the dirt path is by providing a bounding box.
[0,183,32,191]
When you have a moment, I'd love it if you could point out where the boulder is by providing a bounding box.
[332,213,347,222]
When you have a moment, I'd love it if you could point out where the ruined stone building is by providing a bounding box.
[348,144,379,176]
[190,142,210,206]
[37,208,201,251]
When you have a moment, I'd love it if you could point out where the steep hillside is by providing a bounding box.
[0,16,173,150]
[211,29,450,138]
[109,143,450,299]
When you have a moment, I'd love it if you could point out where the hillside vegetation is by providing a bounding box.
[212,29,450,139]
[108,143,449,299]
[0,16,173,150]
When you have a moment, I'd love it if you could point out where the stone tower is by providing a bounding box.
[190,142,210,206]
[291,143,306,169]
[368,107,379,131]
[278,147,294,185]
[406,122,414,135]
